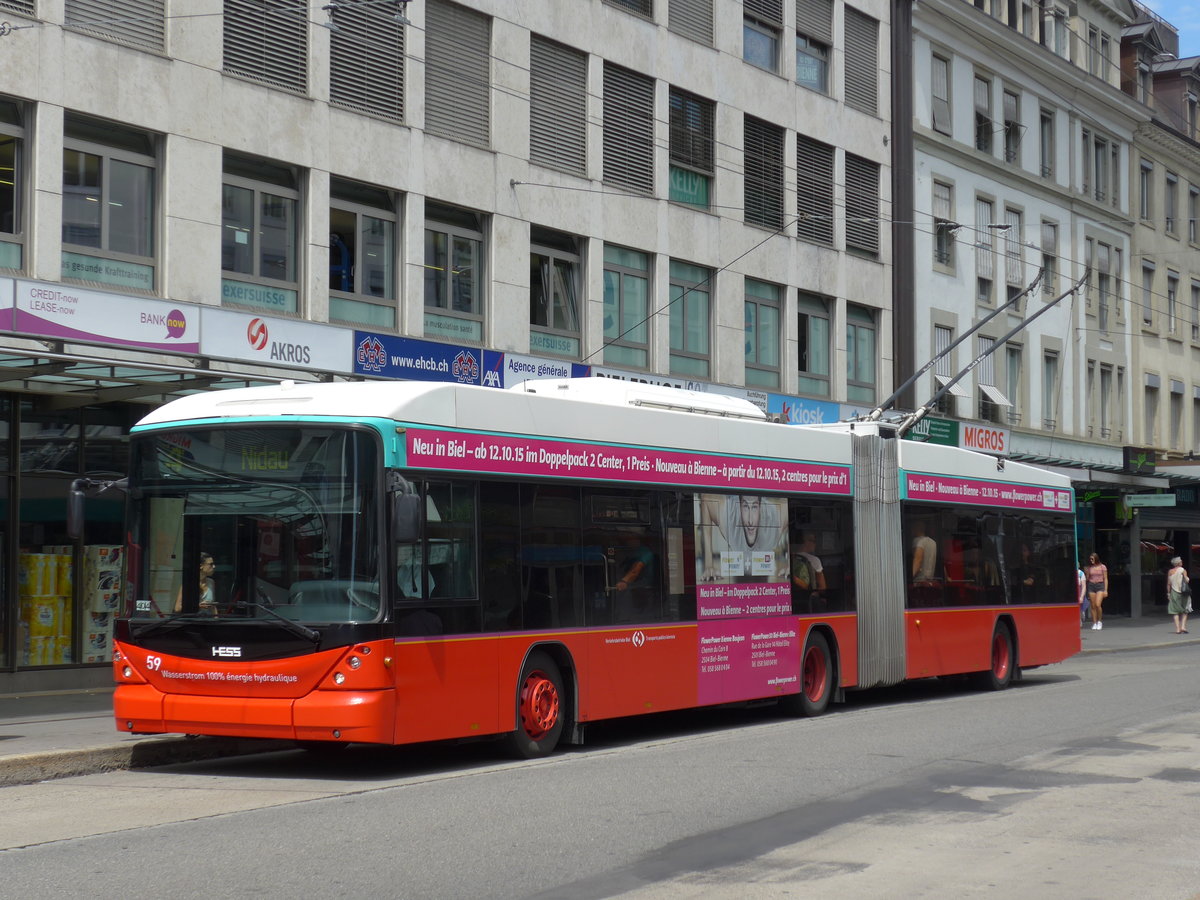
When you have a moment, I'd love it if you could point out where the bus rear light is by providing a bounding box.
[122,666,133,679]
[356,645,371,655]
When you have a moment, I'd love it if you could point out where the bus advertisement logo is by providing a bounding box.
[632,631,645,648]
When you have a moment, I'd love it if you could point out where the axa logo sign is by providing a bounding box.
[212,646,242,658]
[244,316,313,364]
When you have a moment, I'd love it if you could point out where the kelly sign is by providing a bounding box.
[14,281,199,353]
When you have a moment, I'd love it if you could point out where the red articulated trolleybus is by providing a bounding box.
[87,378,1080,757]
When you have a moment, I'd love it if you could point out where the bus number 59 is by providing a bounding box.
[146,655,162,671]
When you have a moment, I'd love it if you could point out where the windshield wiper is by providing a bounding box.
[232,601,320,643]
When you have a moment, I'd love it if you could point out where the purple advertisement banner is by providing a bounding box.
[14,281,200,353]
[404,428,852,494]
[904,472,1074,512]
[697,619,800,705]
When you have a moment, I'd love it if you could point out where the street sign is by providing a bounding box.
[1125,493,1176,508]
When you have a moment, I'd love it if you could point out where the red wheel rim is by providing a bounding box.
[991,633,1011,680]
[802,646,828,702]
[518,670,560,740]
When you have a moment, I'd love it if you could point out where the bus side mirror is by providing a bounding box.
[392,492,421,544]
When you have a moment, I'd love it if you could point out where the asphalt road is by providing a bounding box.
[1,644,1197,899]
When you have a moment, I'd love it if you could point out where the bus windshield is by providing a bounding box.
[126,425,381,625]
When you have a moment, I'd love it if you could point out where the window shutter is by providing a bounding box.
[0,1,34,14]
[605,0,653,15]
[224,0,308,93]
[931,56,951,134]
[66,0,165,51]
[425,0,491,148]
[330,1,404,123]
[603,63,655,193]
[843,7,878,115]
[933,182,952,219]
[796,134,834,244]
[976,199,994,279]
[530,36,587,175]
[669,88,713,173]
[974,76,990,112]
[668,0,713,44]
[745,0,783,25]
[796,0,833,42]
[745,116,784,228]
[844,153,879,254]
[1005,208,1023,284]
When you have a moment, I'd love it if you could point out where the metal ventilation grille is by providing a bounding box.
[603,62,655,193]
[66,0,165,52]
[425,0,491,148]
[223,0,308,94]
[530,35,587,175]
[796,0,832,42]
[668,0,712,45]
[330,1,404,123]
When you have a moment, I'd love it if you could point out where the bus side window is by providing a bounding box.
[425,481,477,600]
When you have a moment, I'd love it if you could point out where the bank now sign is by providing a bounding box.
[960,422,1010,456]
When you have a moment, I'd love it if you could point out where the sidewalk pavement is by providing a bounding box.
[0,614,1194,787]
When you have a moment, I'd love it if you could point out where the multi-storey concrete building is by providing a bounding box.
[0,1,891,686]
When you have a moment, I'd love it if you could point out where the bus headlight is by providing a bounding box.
[333,672,346,685]
[348,656,361,669]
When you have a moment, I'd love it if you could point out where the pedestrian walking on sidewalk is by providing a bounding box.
[1166,556,1190,635]
[1084,553,1108,630]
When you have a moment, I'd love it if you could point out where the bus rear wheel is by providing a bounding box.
[781,631,833,717]
[505,651,565,759]
[976,622,1015,691]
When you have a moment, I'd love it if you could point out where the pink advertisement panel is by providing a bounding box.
[904,473,1074,512]
[405,428,851,494]
[697,583,792,618]
[698,619,800,705]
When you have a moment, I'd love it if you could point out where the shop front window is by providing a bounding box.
[329,178,397,329]
[222,153,300,314]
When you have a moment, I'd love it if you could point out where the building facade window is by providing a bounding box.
[1190,185,1199,243]
[1003,90,1020,163]
[602,245,650,368]
[977,335,1011,422]
[1041,220,1058,293]
[669,260,711,377]
[1165,172,1179,235]
[843,6,879,116]
[1140,159,1153,221]
[974,75,993,153]
[933,324,964,416]
[1039,108,1054,177]
[424,202,485,342]
[222,154,300,313]
[669,87,714,209]
[1042,350,1058,429]
[796,134,834,244]
[844,153,880,256]
[668,0,713,45]
[1005,344,1022,424]
[743,0,782,73]
[529,227,581,358]
[1099,364,1112,438]
[0,98,23,271]
[931,54,951,135]
[1168,271,1179,335]
[328,178,396,329]
[1004,207,1023,292]
[603,63,655,194]
[223,0,308,93]
[62,114,156,293]
[425,0,491,148]
[605,0,652,16]
[933,181,955,269]
[530,36,587,176]
[744,278,781,388]
[798,292,831,396]
[846,304,876,404]
[975,196,994,303]
[795,0,833,93]
[744,115,785,229]
[330,0,405,123]
[1141,261,1155,327]
[1192,280,1200,341]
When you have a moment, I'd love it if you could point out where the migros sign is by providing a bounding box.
[960,423,1009,455]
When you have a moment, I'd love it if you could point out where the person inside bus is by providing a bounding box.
[613,531,656,621]
[174,552,217,616]
[791,531,827,611]
[909,519,940,606]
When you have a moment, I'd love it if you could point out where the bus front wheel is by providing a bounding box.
[975,622,1016,691]
[505,651,565,759]
[781,631,833,717]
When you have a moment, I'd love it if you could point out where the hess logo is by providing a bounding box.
[212,646,242,658]
[247,318,269,351]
